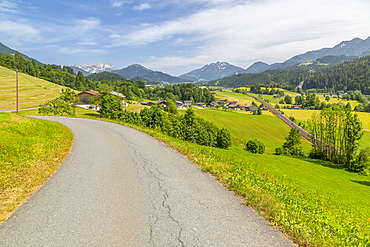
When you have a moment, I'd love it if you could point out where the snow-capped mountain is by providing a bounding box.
[71,62,117,74]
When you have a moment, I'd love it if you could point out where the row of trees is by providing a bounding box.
[307,106,365,171]
[98,94,232,149]
[235,85,284,95]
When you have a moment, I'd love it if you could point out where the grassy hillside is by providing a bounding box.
[0,66,72,110]
[0,113,73,223]
[192,108,311,153]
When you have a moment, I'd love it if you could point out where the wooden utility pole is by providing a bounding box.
[73,94,75,116]
[16,70,18,114]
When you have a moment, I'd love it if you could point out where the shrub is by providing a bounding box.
[98,94,123,120]
[216,128,232,149]
[245,139,265,154]
[275,147,283,155]
[354,147,370,172]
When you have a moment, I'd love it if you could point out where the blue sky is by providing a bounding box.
[0,0,369,76]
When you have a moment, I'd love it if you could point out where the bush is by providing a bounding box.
[245,139,265,154]
[354,147,370,172]
[216,128,232,149]
[98,94,123,120]
[275,147,283,155]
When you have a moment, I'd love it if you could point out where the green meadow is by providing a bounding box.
[191,108,311,153]
[0,66,73,110]
[0,113,73,223]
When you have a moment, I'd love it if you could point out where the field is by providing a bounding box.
[192,108,311,153]
[0,113,73,223]
[317,94,360,108]
[0,66,73,110]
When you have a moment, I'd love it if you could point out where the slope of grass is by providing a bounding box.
[192,108,311,153]
[0,113,73,223]
[215,91,255,105]
[0,66,73,110]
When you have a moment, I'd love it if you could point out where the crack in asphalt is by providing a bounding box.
[107,125,184,245]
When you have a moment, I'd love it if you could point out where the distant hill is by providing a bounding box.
[86,71,126,82]
[244,62,270,73]
[0,42,41,64]
[206,55,370,94]
[179,61,244,82]
[243,36,370,73]
[69,66,91,76]
[112,64,188,84]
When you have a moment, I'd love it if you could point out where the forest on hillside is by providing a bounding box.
[207,55,370,94]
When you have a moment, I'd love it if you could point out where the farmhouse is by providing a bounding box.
[216,99,227,104]
[184,100,193,106]
[245,104,258,111]
[156,100,167,108]
[206,102,217,108]
[141,101,155,106]
[78,90,100,104]
[273,94,285,98]
[110,91,126,106]
[291,105,302,109]
[227,104,239,109]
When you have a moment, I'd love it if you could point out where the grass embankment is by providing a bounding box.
[0,113,73,223]
[0,66,72,110]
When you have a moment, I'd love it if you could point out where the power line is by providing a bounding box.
[18,72,48,90]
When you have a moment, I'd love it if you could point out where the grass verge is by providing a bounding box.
[0,113,73,223]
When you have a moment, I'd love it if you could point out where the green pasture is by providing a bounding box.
[0,66,72,110]
[0,113,73,223]
[215,91,255,105]
[191,108,311,153]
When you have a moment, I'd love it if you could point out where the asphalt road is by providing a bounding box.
[0,116,293,246]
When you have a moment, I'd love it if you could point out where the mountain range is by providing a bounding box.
[0,42,41,64]
[244,36,370,73]
[1,35,370,83]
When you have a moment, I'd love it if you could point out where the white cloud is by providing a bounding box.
[0,20,40,42]
[0,0,18,13]
[114,0,370,73]
[56,46,107,55]
[134,3,151,10]
[75,17,101,33]
[111,0,125,7]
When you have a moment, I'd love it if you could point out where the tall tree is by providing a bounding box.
[307,106,363,169]
[75,71,86,91]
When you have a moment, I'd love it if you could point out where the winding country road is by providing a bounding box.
[0,116,293,246]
